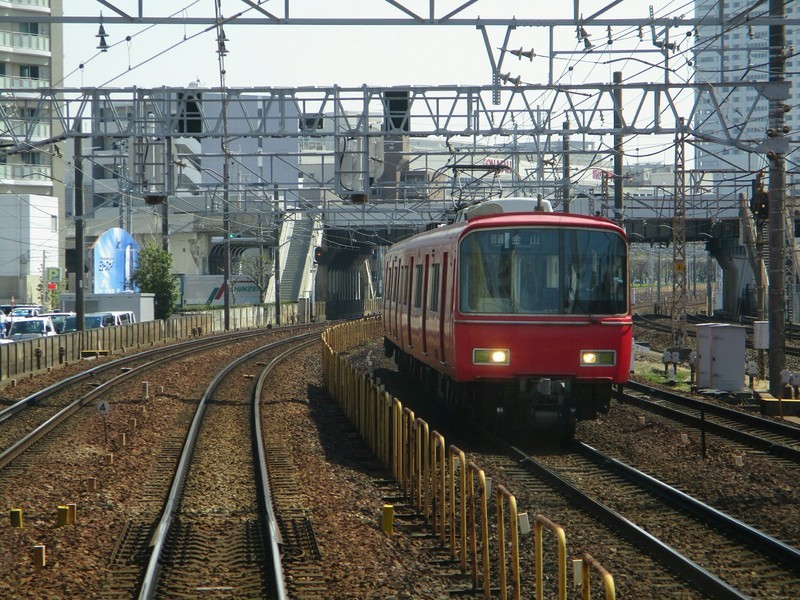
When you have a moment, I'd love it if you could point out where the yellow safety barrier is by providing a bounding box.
[392,398,403,482]
[414,417,430,520]
[431,431,446,544]
[359,373,369,445]
[448,445,468,572]
[582,552,615,600]
[535,513,568,600]
[380,389,392,469]
[320,318,614,600]
[496,485,521,600]
[467,462,491,599]
[401,407,416,499]
[366,377,373,454]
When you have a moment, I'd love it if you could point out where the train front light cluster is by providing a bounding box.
[473,348,510,365]
[580,350,616,367]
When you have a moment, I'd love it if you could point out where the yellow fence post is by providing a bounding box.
[368,378,377,452]
[414,418,430,519]
[431,431,446,545]
[449,445,467,572]
[467,462,491,599]
[581,552,615,600]
[392,399,403,482]
[401,407,415,499]
[381,390,392,469]
[535,513,568,600]
[496,485,521,600]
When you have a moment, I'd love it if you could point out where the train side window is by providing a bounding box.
[429,263,440,312]
[396,266,400,300]
[414,264,424,308]
[396,266,401,303]
[401,266,409,305]
[386,265,393,302]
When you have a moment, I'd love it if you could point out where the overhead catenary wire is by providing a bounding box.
[6,3,792,256]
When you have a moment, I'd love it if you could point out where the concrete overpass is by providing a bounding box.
[314,193,798,321]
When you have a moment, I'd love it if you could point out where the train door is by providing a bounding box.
[406,258,413,349]
[393,262,400,340]
[412,260,424,350]
[439,252,448,364]
[422,254,430,355]
[383,259,390,331]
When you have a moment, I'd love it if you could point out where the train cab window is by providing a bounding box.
[459,228,627,315]
[413,265,424,308]
[429,263,440,312]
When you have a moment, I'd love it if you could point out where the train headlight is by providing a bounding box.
[473,348,510,365]
[580,350,616,367]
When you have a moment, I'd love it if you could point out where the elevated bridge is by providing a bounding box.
[313,193,798,321]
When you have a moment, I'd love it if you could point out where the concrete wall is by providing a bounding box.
[59,293,156,323]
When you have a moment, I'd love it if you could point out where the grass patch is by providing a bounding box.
[632,360,694,393]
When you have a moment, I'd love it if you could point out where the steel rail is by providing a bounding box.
[138,332,321,600]
[252,341,321,600]
[623,380,800,462]
[510,445,749,600]
[0,324,317,424]
[0,328,297,470]
[575,441,800,573]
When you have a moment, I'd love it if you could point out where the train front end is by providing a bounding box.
[452,213,632,437]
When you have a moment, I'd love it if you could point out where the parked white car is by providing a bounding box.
[6,305,43,325]
[41,311,76,334]
[6,316,58,341]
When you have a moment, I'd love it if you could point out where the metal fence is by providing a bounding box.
[0,299,329,385]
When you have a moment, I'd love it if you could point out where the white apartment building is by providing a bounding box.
[0,0,64,304]
[694,0,797,193]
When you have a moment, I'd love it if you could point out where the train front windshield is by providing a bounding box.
[459,227,628,315]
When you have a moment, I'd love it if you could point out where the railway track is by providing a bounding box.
[622,380,800,464]
[0,324,327,598]
[345,331,800,598]
[139,333,320,598]
[0,326,317,461]
[509,442,800,599]
[634,313,800,359]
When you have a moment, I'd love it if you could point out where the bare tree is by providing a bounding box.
[238,250,273,304]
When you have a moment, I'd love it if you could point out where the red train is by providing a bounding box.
[382,198,632,439]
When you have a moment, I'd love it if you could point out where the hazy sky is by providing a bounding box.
[62,1,694,90]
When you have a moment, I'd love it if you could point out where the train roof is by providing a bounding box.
[456,197,553,221]
[464,210,625,232]
[386,208,626,257]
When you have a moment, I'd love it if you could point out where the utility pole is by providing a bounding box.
[274,243,281,326]
[612,71,624,227]
[768,0,787,397]
[74,122,85,331]
[671,117,688,349]
[215,4,231,331]
[562,119,571,213]
[162,138,170,252]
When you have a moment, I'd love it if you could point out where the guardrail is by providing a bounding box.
[0,313,213,385]
[0,299,331,386]
[321,316,616,599]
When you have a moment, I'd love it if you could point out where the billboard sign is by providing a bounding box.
[91,228,140,294]
[181,275,262,306]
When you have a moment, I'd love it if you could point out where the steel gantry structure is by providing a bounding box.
[0,1,794,394]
